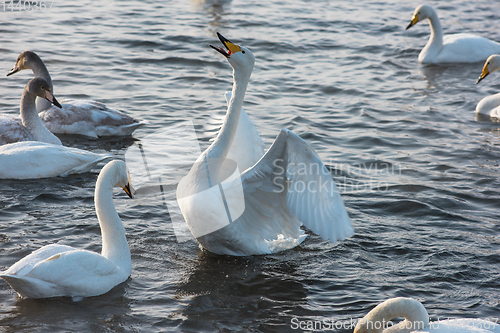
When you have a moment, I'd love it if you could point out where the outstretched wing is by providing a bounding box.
[241,129,353,244]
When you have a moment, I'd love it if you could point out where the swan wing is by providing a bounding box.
[241,129,353,244]
[224,91,265,171]
[0,142,111,179]
[1,249,126,298]
[439,34,500,63]
[0,117,32,145]
[4,244,76,277]
[39,100,146,137]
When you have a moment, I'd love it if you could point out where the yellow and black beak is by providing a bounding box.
[122,172,135,199]
[6,65,21,77]
[476,63,490,84]
[210,32,242,58]
[406,14,419,30]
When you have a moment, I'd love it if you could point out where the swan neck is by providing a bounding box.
[30,56,53,90]
[207,68,250,161]
[95,177,131,273]
[30,55,54,112]
[20,89,61,145]
[421,12,443,57]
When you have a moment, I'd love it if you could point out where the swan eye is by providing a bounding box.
[242,50,245,54]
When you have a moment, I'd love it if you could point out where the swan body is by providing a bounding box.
[475,54,500,119]
[176,33,353,256]
[355,297,500,333]
[7,51,146,138]
[406,5,500,64]
[0,141,111,179]
[0,77,62,145]
[0,160,134,299]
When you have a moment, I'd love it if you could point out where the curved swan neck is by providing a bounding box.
[420,8,443,63]
[206,67,250,161]
[28,54,53,90]
[95,173,131,273]
[19,88,61,145]
[28,53,54,112]
[355,298,429,333]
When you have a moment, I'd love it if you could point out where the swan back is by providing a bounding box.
[354,297,429,333]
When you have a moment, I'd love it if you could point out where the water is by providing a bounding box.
[1,0,500,331]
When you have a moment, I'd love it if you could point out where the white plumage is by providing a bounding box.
[176,33,353,256]
[475,54,500,119]
[0,160,134,299]
[0,141,111,179]
[406,5,500,64]
[355,297,500,333]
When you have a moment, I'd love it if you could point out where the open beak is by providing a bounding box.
[210,32,241,58]
[6,66,21,76]
[406,14,419,30]
[476,64,490,84]
[44,90,62,108]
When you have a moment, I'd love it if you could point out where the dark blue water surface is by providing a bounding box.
[1,0,499,332]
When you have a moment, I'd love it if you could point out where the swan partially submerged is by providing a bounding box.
[406,5,500,64]
[0,141,112,179]
[7,51,146,138]
[176,33,353,256]
[0,160,134,299]
[0,77,62,145]
[475,54,500,119]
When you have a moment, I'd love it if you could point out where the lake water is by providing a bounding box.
[0,0,499,332]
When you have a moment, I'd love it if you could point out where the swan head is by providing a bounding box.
[26,77,62,108]
[406,5,434,30]
[476,54,500,84]
[7,50,41,76]
[99,160,135,199]
[210,32,255,78]
[354,297,429,333]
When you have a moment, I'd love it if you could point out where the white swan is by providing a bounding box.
[354,297,500,333]
[0,77,62,145]
[175,33,353,256]
[475,54,500,119]
[0,160,134,299]
[0,141,111,179]
[7,51,147,138]
[405,5,500,64]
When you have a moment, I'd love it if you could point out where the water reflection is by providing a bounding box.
[190,0,232,28]
[1,281,132,332]
[177,251,307,330]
